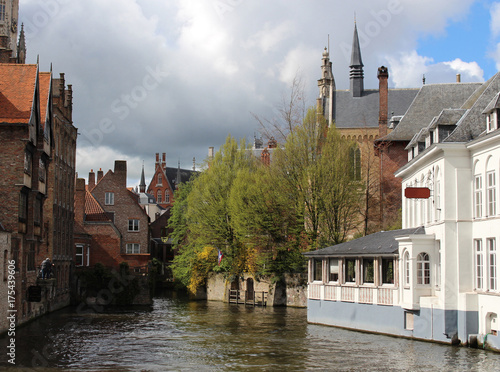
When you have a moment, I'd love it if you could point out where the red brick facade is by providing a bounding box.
[74,161,151,270]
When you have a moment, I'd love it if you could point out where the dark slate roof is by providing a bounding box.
[445,73,500,142]
[428,109,467,129]
[303,227,425,257]
[350,23,363,67]
[164,166,197,191]
[334,88,418,128]
[380,82,482,142]
[482,92,500,114]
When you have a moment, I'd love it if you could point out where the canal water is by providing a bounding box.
[1,293,500,371]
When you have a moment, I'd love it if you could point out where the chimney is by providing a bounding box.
[114,160,127,188]
[377,66,389,138]
[155,153,159,164]
[97,168,103,183]
[456,74,461,83]
[162,152,166,170]
[88,169,95,190]
[75,178,86,223]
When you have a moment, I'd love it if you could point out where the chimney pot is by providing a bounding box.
[456,74,461,83]
[88,169,95,190]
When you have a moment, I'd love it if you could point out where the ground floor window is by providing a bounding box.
[363,259,374,284]
[488,238,497,291]
[313,259,322,281]
[344,258,356,283]
[381,258,394,284]
[329,258,339,282]
[475,239,484,290]
[126,243,140,254]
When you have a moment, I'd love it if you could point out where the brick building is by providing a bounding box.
[0,60,75,326]
[147,153,197,209]
[74,161,150,270]
[317,23,419,232]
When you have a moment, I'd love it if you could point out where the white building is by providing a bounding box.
[305,73,500,351]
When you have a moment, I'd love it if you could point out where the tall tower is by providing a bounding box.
[0,0,20,52]
[317,46,335,125]
[349,22,364,98]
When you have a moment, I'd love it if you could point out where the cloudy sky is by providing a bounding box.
[18,0,500,186]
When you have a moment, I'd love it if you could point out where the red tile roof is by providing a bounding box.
[85,191,112,222]
[39,71,51,130]
[0,64,37,124]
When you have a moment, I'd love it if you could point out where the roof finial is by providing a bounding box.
[422,74,426,85]
[139,161,146,193]
[354,11,356,24]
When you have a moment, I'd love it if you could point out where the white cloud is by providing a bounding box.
[490,2,500,38]
[386,51,484,87]
[245,21,294,53]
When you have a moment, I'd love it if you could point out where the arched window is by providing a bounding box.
[349,146,361,180]
[417,252,430,285]
[404,251,410,286]
[157,190,162,203]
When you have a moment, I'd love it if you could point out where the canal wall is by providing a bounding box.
[205,273,307,307]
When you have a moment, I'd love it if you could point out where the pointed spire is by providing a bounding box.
[139,162,146,193]
[17,24,26,64]
[350,22,364,97]
[176,159,181,189]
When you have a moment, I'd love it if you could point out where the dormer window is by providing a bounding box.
[488,110,498,132]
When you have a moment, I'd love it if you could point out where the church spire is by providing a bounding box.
[349,22,364,97]
[16,23,26,64]
[139,162,146,193]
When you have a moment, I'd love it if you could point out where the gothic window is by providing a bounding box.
[349,147,361,180]
[157,190,162,203]
[165,191,170,203]
[417,252,430,285]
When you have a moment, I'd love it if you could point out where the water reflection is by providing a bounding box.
[1,294,499,371]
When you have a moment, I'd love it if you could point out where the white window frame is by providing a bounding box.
[128,219,140,232]
[157,190,162,203]
[404,251,410,287]
[475,239,484,290]
[474,175,483,218]
[487,171,496,217]
[126,243,140,254]
[76,244,84,266]
[328,258,339,283]
[105,192,114,206]
[435,179,441,221]
[417,252,430,285]
[488,238,497,291]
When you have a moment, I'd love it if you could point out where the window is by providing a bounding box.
[475,239,484,290]
[34,196,42,225]
[329,258,339,282]
[0,1,5,22]
[126,243,140,254]
[344,258,356,283]
[313,259,322,281]
[435,179,441,221]
[128,219,139,231]
[157,190,162,203]
[474,175,483,218]
[381,258,394,284]
[18,191,28,222]
[417,252,430,285]
[362,259,374,284]
[39,159,46,182]
[75,245,84,266]
[488,238,497,291]
[487,171,496,216]
[404,252,410,286]
[165,191,170,203]
[24,150,32,175]
[349,147,361,180]
[105,192,114,205]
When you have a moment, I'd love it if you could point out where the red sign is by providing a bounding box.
[405,187,431,199]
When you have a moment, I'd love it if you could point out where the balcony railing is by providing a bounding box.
[308,283,397,306]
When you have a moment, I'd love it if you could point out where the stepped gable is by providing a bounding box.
[304,226,425,257]
[445,72,500,142]
[380,82,482,142]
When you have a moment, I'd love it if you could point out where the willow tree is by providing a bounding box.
[273,107,361,249]
[171,135,251,292]
[228,161,306,276]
